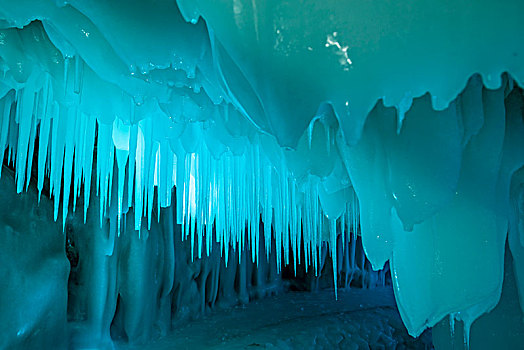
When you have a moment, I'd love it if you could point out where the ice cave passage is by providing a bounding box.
[0,1,524,349]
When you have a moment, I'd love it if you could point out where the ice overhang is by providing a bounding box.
[0,0,524,340]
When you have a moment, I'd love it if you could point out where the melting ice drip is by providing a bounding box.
[1,0,524,346]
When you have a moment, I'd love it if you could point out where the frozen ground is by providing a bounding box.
[117,287,432,350]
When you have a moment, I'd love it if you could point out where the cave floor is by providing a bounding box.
[117,287,432,350]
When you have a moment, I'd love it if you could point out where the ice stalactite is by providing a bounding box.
[0,159,386,349]
[0,152,388,349]
[337,75,524,341]
[432,241,524,349]
[63,168,287,348]
[0,20,360,288]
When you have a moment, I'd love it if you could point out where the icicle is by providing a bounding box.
[329,218,338,300]
[217,158,225,260]
[50,102,65,222]
[134,125,145,231]
[205,151,213,258]
[63,56,70,94]
[97,122,112,227]
[146,142,157,230]
[396,93,413,134]
[312,181,319,276]
[15,88,36,193]
[196,151,203,260]
[72,109,86,211]
[291,181,297,275]
[128,124,138,210]
[463,319,471,350]
[307,119,314,149]
[140,120,154,231]
[83,114,96,223]
[281,161,290,268]
[274,171,282,273]
[325,123,331,156]
[189,153,196,261]
[61,107,78,230]
[254,144,261,266]
[115,148,128,234]
[297,202,302,267]
[158,141,168,208]
[250,147,257,264]
[0,91,13,180]
[73,55,84,95]
[263,163,272,260]
[449,313,455,345]
[226,154,233,264]
[24,90,39,192]
[352,190,358,242]
[340,210,345,255]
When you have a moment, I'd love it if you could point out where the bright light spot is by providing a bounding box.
[153,145,160,186]
[189,154,197,216]
[325,32,352,70]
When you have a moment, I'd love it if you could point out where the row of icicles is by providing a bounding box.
[0,79,362,299]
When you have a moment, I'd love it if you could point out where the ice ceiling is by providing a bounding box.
[1,0,524,344]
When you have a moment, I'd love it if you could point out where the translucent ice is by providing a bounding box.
[0,0,523,347]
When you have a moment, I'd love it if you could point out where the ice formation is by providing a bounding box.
[0,0,523,348]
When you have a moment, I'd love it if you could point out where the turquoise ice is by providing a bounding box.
[0,0,523,347]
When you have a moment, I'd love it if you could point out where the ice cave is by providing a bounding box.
[0,1,523,349]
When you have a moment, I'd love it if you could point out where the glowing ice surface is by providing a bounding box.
[0,0,524,344]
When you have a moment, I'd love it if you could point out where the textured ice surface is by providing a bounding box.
[0,169,69,349]
[0,164,283,348]
[0,164,387,349]
[432,243,524,350]
[116,289,432,350]
[0,0,523,347]
[65,176,286,349]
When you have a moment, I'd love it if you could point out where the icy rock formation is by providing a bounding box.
[65,176,286,348]
[0,169,69,349]
[0,164,290,349]
[0,0,523,348]
[433,242,524,349]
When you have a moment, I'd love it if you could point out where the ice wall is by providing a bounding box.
[0,162,385,349]
[64,167,290,348]
[0,0,523,347]
[432,242,524,349]
[0,163,287,349]
[0,169,69,349]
